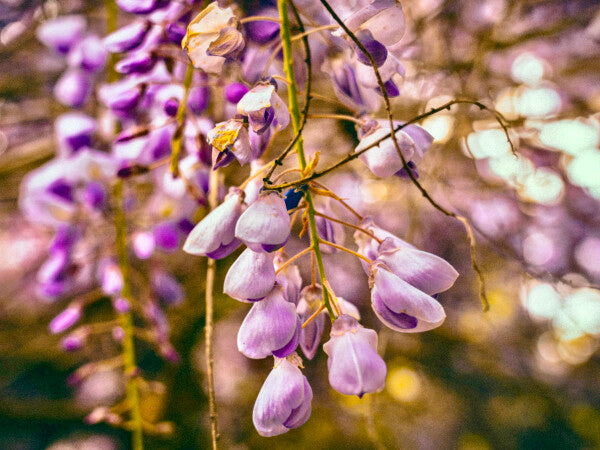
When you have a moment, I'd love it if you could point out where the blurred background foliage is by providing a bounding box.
[1,0,600,448]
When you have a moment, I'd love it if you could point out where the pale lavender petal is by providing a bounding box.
[224,248,276,302]
[183,189,244,257]
[376,237,459,295]
[253,357,310,437]
[235,192,290,251]
[237,286,297,359]
[323,315,386,397]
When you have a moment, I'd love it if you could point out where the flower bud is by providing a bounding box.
[237,285,300,359]
[115,52,155,74]
[297,286,325,360]
[36,15,86,54]
[152,270,184,305]
[49,305,82,334]
[101,261,124,296]
[224,82,249,104]
[68,35,107,72]
[235,191,290,253]
[274,253,302,305]
[103,21,150,53]
[55,113,96,155]
[54,70,91,108]
[153,222,180,252]
[323,315,387,397]
[245,9,280,44]
[117,0,161,14]
[253,354,312,436]
[224,248,276,302]
[353,30,387,67]
[370,263,446,332]
[184,188,244,258]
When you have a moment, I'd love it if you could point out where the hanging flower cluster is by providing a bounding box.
[22,0,550,444]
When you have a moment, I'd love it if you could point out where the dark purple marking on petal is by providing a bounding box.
[272,318,301,358]
[373,295,418,329]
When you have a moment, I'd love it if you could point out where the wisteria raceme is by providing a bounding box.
[13,0,600,446]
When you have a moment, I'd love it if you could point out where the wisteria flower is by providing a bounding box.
[223,248,276,302]
[376,237,459,295]
[235,191,291,252]
[274,253,302,305]
[237,82,290,134]
[183,188,244,258]
[297,285,326,360]
[253,353,312,436]
[323,314,387,397]
[182,2,238,74]
[207,119,252,168]
[237,285,300,359]
[356,121,434,178]
[369,262,446,332]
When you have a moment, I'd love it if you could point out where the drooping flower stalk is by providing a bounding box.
[277,0,335,319]
[112,180,144,450]
[170,63,194,177]
[106,2,142,447]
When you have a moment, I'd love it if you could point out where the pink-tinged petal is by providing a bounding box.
[357,126,415,178]
[235,191,290,251]
[323,315,386,397]
[237,286,298,359]
[253,355,312,436]
[362,4,406,46]
[183,189,244,257]
[376,237,459,295]
[224,248,276,302]
[370,264,446,332]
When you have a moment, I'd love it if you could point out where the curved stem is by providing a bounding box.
[276,246,313,274]
[314,211,382,243]
[318,238,373,265]
[319,0,490,311]
[170,64,194,177]
[307,113,365,126]
[239,15,281,24]
[278,0,335,319]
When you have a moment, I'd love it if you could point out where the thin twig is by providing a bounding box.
[319,0,490,311]
[276,246,313,274]
[314,210,382,243]
[205,170,220,449]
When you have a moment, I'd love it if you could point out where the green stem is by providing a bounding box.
[278,0,335,319]
[113,180,144,450]
[170,64,194,177]
[105,1,144,447]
